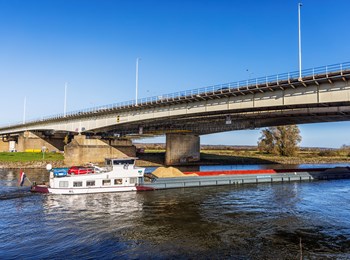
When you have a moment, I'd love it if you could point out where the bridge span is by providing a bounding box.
[1,62,350,165]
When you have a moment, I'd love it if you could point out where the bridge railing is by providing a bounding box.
[2,61,350,128]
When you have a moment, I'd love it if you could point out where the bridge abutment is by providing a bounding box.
[64,135,136,165]
[17,131,64,152]
[0,139,8,151]
[165,133,200,165]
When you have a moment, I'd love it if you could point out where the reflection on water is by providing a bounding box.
[0,167,350,259]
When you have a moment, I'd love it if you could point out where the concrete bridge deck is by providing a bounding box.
[1,61,350,137]
[1,62,350,165]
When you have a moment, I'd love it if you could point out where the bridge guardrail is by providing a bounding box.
[2,61,350,129]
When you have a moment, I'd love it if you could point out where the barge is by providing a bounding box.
[29,157,350,194]
[142,167,350,190]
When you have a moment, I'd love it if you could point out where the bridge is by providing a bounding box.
[1,62,350,165]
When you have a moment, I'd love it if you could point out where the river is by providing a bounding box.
[1,165,350,259]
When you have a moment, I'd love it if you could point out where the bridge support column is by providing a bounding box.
[165,133,200,165]
[64,135,136,165]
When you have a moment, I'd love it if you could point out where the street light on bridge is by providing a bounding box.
[64,82,68,117]
[298,2,303,81]
[23,96,26,124]
[135,57,141,106]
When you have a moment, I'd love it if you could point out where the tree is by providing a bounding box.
[339,144,350,157]
[258,125,302,156]
[257,128,276,154]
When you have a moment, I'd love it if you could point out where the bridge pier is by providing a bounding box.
[64,135,136,165]
[165,133,200,165]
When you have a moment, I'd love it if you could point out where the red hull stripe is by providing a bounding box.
[136,186,155,191]
[30,185,49,193]
[184,169,277,176]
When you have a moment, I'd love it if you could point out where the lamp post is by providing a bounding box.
[246,69,254,86]
[64,82,67,117]
[298,3,303,81]
[23,96,26,124]
[135,58,140,106]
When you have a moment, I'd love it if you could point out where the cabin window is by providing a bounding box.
[105,159,112,166]
[102,179,111,186]
[113,159,134,165]
[114,179,123,185]
[59,181,68,188]
[73,181,82,187]
[130,177,137,184]
[86,180,95,187]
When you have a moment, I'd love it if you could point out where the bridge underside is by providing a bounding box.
[93,102,350,138]
[2,69,350,140]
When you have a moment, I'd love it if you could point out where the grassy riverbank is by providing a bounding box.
[136,148,350,166]
[0,152,64,162]
[199,149,350,165]
[0,152,64,169]
[1,148,350,169]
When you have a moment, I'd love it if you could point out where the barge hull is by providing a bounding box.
[144,168,350,190]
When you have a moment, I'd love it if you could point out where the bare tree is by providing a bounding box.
[258,125,302,156]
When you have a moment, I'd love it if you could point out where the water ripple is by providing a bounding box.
[0,168,350,259]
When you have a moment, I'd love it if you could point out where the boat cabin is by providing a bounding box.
[46,157,146,194]
[105,157,139,171]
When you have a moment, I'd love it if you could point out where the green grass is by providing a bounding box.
[0,152,64,162]
[144,149,166,153]
[201,149,350,164]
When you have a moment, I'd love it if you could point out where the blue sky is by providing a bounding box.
[0,0,349,148]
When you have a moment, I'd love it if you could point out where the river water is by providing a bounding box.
[1,166,350,259]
